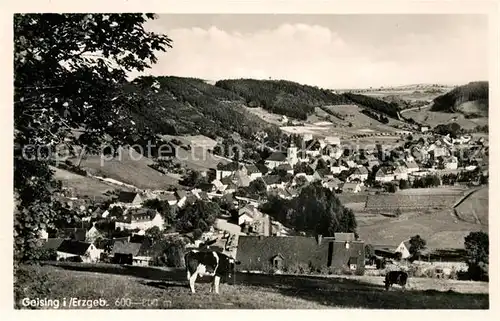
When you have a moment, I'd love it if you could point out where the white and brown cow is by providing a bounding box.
[184,250,240,294]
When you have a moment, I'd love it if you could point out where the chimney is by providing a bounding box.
[259,235,264,240]
[317,234,323,245]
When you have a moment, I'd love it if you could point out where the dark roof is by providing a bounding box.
[60,228,87,241]
[111,240,142,256]
[263,175,282,185]
[57,240,92,256]
[43,238,65,250]
[245,164,260,174]
[255,163,269,174]
[316,168,331,177]
[118,208,159,223]
[237,235,364,271]
[118,191,139,203]
[220,176,233,185]
[175,190,188,199]
[159,193,178,202]
[266,152,287,162]
[277,163,293,171]
[218,161,240,171]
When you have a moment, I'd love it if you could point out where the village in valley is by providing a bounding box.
[39,101,489,280]
[14,13,490,310]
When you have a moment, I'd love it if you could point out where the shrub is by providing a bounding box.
[14,265,53,309]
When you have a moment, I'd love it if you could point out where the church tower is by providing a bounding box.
[287,143,298,167]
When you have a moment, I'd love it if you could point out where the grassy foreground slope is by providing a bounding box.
[15,265,488,309]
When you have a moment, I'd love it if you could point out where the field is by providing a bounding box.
[72,148,179,190]
[401,109,488,130]
[357,208,486,249]
[364,194,461,210]
[52,166,130,201]
[15,264,488,309]
[339,84,455,103]
[455,186,489,225]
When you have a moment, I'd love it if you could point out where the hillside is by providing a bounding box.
[71,147,179,190]
[215,79,351,120]
[341,92,401,118]
[15,264,489,309]
[118,76,278,140]
[51,166,130,200]
[431,81,488,117]
[454,186,488,225]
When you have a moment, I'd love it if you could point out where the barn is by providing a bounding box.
[236,233,365,275]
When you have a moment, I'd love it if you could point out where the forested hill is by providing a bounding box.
[431,81,489,116]
[215,79,351,120]
[117,76,402,140]
[341,92,401,118]
[118,76,278,139]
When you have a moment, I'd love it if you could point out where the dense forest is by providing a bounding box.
[431,81,488,115]
[116,76,277,140]
[215,78,351,120]
[341,92,400,118]
[115,76,415,143]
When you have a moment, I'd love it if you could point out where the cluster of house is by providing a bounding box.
[206,132,486,197]
[38,132,484,275]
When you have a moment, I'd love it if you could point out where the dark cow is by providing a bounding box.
[384,271,409,291]
[184,250,240,294]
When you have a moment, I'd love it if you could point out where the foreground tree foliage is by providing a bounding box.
[14,13,172,262]
[464,231,489,281]
[408,235,427,261]
[175,200,220,233]
[261,182,357,236]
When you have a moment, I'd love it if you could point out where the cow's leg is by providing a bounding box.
[214,276,221,294]
[209,277,215,293]
[189,272,198,294]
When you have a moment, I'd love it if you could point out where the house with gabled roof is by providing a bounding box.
[348,166,369,182]
[158,192,178,206]
[394,166,408,180]
[115,208,164,231]
[238,204,264,226]
[55,240,102,263]
[265,152,288,170]
[175,190,188,207]
[245,164,263,181]
[216,161,240,180]
[395,239,412,259]
[322,177,342,192]
[341,182,362,193]
[263,175,287,191]
[404,161,420,173]
[375,167,394,183]
[115,191,143,207]
[236,234,365,274]
[276,163,294,175]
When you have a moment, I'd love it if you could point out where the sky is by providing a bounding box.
[133,14,489,89]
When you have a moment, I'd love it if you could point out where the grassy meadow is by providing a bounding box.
[14,264,488,309]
